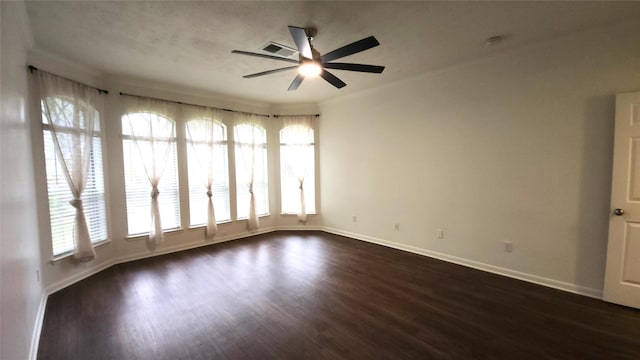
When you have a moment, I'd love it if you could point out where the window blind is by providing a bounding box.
[234,124,269,219]
[280,127,316,214]
[122,113,180,236]
[43,128,107,256]
[186,119,231,226]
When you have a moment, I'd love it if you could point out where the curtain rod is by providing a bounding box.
[28,66,316,118]
[272,114,320,118]
[119,92,270,118]
[28,65,109,95]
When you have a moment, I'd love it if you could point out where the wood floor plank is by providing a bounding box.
[37,231,640,359]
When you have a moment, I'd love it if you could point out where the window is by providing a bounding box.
[41,97,107,256]
[234,123,269,218]
[186,118,231,225]
[280,123,316,215]
[122,112,179,235]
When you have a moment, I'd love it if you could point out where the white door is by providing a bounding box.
[604,91,640,309]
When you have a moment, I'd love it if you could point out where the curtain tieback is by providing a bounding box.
[248,184,254,195]
[206,190,213,198]
[151,188,160,199]
[69,198,83,210]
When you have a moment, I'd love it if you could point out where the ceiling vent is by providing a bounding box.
[260,41,298,59]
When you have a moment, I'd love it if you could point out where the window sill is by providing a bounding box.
[124,218,243,240]
[50,239,112,264]
[236,213,271,221]
[125,227,183,241]
[187,220,233,230]
[280,212,317,216]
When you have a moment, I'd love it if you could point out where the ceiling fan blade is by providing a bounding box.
[320,69,346,89]
[323,63,385,73]
[320,36,380,63]
[243,66,299,78]
[231,50,300,64]
[288,26,312,59]
[288,74,305,91]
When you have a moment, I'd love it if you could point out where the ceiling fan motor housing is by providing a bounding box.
[305,27,318,40]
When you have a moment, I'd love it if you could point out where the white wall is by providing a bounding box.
[319,20,640,295]
[0,1,44,359]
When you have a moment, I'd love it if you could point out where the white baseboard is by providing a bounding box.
[45,259,116,296]
[115,226,279,264]
[276,225,324,231]
[34,226,283,358]
[45,226,279,295]
[28,291,47,360]
[48,226,601,299]
[321,227,603,299]
[33,226,603,359]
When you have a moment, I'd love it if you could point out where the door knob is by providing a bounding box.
[613,208,625,216]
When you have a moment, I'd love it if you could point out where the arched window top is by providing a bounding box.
[121,111,175,139]
[186,118,227,143]
[188,117,224,126]
[234,123,266,145]
[41,96,99,131]
[280,123,314,145]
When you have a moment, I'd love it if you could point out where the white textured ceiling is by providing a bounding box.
[26,1,640,104]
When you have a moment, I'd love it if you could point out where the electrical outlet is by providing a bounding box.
[352,215,357,222]
[436,229,444,239]
[504,241,513,253]
[394,223,400,231]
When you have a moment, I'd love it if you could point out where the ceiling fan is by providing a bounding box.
[231,26,385,91]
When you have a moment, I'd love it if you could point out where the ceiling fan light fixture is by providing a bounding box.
[299,61,322,77]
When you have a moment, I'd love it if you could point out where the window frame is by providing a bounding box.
[185,117,232,227]
[233,122,270,219]
[279,124,317,216]
[40,96,109,258]
[121,111,181,236]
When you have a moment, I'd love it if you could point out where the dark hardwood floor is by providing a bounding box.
[38,231,640,359]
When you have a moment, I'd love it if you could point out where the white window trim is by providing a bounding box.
[49,239,111,263]
[279,125,316,217]
[124,226,183,241]
[121,110,181,238]
[41,102,109,258]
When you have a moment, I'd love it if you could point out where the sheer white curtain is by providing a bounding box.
[282,116,314,222]
[122,97,177,248]
[184,105,224,237]
[234,113,265,231]
[37,71,103,262]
